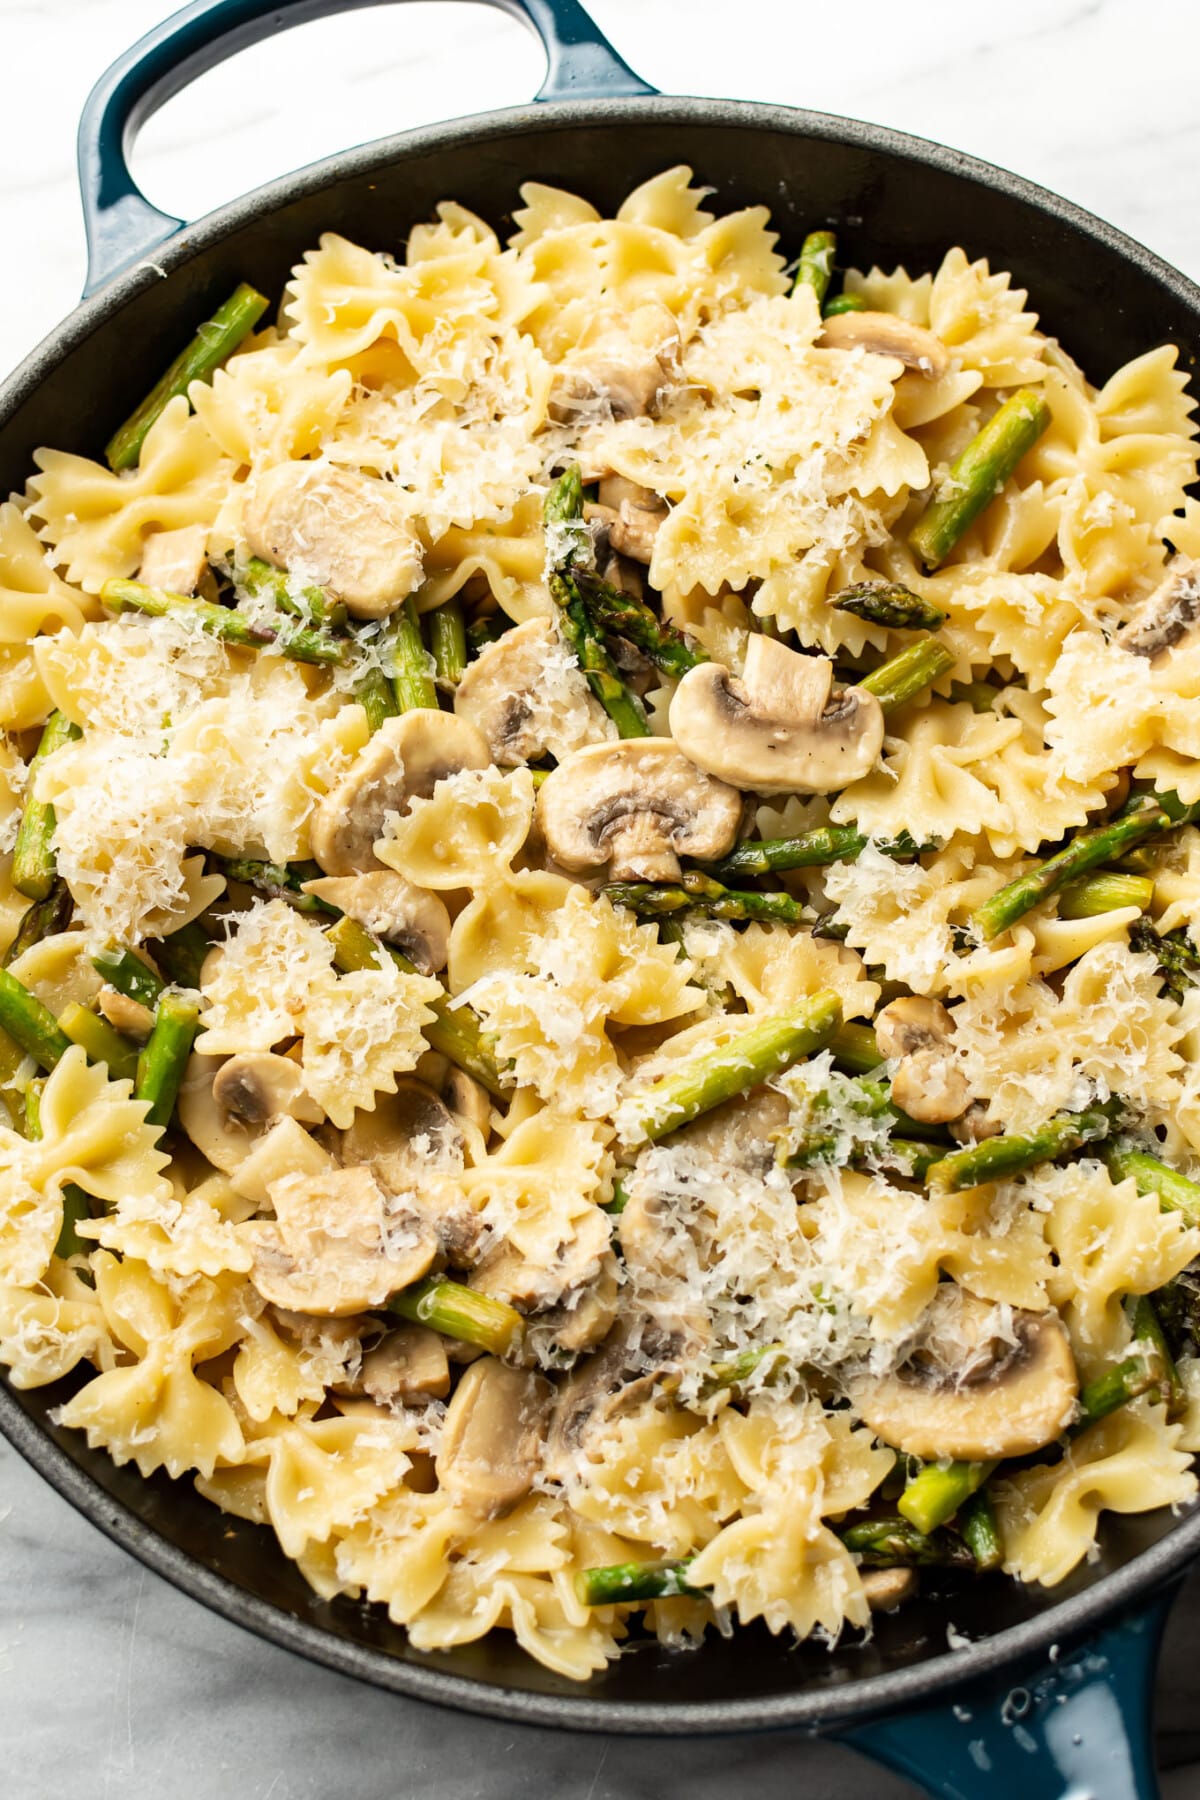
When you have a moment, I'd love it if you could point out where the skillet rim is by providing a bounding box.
[3,88,1200,1734]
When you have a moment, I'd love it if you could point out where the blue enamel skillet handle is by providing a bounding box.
[76,0,656,295]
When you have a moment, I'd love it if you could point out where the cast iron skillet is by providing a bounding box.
[2,3,1198,1793]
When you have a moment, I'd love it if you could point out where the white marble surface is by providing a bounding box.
[4,0,1200,1793]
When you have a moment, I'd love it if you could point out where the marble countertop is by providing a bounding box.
[4,1,1200,1794]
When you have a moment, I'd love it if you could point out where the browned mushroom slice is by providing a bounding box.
[473,1207,618,1355]
[861,1567,919,1612]
[309,709,490,876]
[585,477,669,567]
[1117,555,1200,660]
[541,1324,666,1484]
[242,462,424,619]
[177,1052,325,1174]
[453,617,611,765]
[536,739,742,882]
[96,983,155,1041]
[442,1066,492,1137]
[435,1356,553,1516]
[671,1085,790,1173]
[669,634,884,794]
[818,311,951,380]
[138,523,210,596]
[875,997,971,1127]
[338,1077,483,1266]
[247,1164,440,1316]
[548,304,681,423]
[850,1286,1078,1461]
[300,870,451,973]
[359,1326,451,1403]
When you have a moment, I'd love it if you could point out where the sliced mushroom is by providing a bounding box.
[178,1053,325,1174]
[818,311,951,380]
[542,1321,668,1484]
[850,1286,1078,1461]
[300,870,451,972]
[861,1567,919,1612]
[229,1114,335,1207]
[585,478,668,567]
[875,997,970,1127]
[548,304,680,423]
[357,1326,451,1403]
[1117,555,1200,660]
[338,1077,483,1266]
[435,1356,553,1516]
[473,1207,618,1354]
[242,462,424,619]
[671,1085,790,1174]
[96,983,155,1041]
[950,1101,1004,1145]
[669,635,884,795]
[453,617,611,766]
[532,1253,620,1355]
[246,1164,440,1316]
[309,710,489,876]
[442,1066,492,1138]
[138,523,210,596]
[536,739,742,882]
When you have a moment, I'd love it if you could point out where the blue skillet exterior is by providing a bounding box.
[0,3,1197,1793]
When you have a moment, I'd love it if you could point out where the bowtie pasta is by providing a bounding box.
[4,166,1200,1679]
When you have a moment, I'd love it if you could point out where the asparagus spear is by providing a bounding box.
[875,1138,945,1181]
[925,1100,1121,1191]
[102,579,346,666]
[388,1275,523,1358]
[1102,1140,1200,1225]
[467,615,505,654]
[950,680,1003,713]
[105,283,270,472]
[603,1176,631,1217]
[57,1003,139,1083]
[237,556,340,628]
[572,568,706,679]
[858,637,956,712]
[148,920,213,990]
[1057,872,1154,920]
[909,388,1052,569]
[782,1075,947,1169]
[387,598,439,712]
[1128,917,1200,1003]
[1074,1349,1166,1434]
[429,599,468,691]
[12,712,82,900]
[839,1516,974,1568]
[325,916,506,1097]
[833,583,947,633]
[959,1489,1004,1572]
[695,1342,788,1401]
[25,1082,95,1259]
[708,826,927,880]
[824,293,867,316]
[1126,1293,1184,1418]
[134,993,200,1131]
[899,1458,995,1536]
[829,1021,881,1075]
[605,873,806,925]
[618,990,841,1145]
[0,969,72,1072]
[576,1559,705,1606]
[3,881,73,967]
[212,855,338,915]
[544,469,650,739]
[353,667,401,735]
[792,230,837,306]
[970,798,1192,942]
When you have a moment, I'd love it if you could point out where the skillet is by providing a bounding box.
[2,3,1199,1792]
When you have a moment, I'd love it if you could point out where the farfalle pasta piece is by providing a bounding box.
[82,1169,254,1280]
[188,333,353,467]
[458,1107,612,1263]
[926,247,1046,389]
[375,764,535,891]
[0,499,98,643]
[238,1406,420,1558]
[713,920,880,1023]
[0,1261,114,1389]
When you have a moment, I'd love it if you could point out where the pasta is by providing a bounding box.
[2,165,1200,1680]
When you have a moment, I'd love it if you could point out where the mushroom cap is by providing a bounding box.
[1118,555,1200,660]
[536,739,742,881]
[300,870,451,972]
[453,617,611,766]
[861,1567,919,1612]
[359,1326,451,1403]
[242,461,424,618]
[818,310,951,380]
[338,1077,483,1266]
[876,997,971,1126]
[669,634,884,795]
[138,523,210,597]
[177,1052,324,1174]
[310,709,489,876]
[473,1204,613,1320]
[435,1356,553,1516]
[850,1286,1078,1461]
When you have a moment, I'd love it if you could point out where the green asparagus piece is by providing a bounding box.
[353,667,401,735]
[101,580,346,667]
[971,799,1189,942]
[3,881,73,967]
[0,969,72,1072]
[605,873,806,926]
[12,712,82,900]
[619,990,841,1145]
[1102,1140,1200,1225]
[1074,1350,1166,1434]
[603,1176,631,1216]
[909,388,1052,569]
[708,826,927,880]
[1126,1293,1184,1418]
[429,599,468,690]
[389,598,439,711]
[858,637,956,713]
[1057,872,1155,920]
[695,1342,788,1401]
[213,856,338,916]
[57,1002,139,1084]
[879,1138,945,1180]
[792,230,837,306]
[949,680,1003,713]
[839,1516,974,1569]
[544,464,589,555]
[91,947,166,1010]
[783,1075,948,1170]
[467,615,505,654]
[325,916,507,1097]
[544,469,650,739]
[823,292,867,316]
[833,582,947,633]
[573,568,706,679]
[24,1082,93,1259]
[926,1101,1121,1191]
[105,283,270,472]
[1128,917,1200,1003]
[147,920,213,991]
[576,1559,705,1606]
[959,1489,1004,1572]
[899,1459,996,1535]
[829,1021,881,1075]
[388,1275,523,1358]
[238,557,339,628]
[135,994,200,1131]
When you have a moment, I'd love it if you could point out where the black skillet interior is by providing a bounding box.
[3,98,1200,1728]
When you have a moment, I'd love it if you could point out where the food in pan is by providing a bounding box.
[2,166,1200,1679]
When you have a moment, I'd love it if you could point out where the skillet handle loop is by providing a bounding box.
[77,0,655,296]
[839,1587,1179,1800]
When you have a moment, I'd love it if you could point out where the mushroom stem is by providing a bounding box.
[959,1489,1004,1572]
[0,969,72,1073]
[135,993,201,1133]
[572,568,706,679]
[575,1558,705,1607]
[925,1099,1122,1191]
[12,711,81,901]
[101,580,347,667]
[833,583,947,633]
[707,827,928,880]
[1101,1140,1200,1225]
[5,881,73,966]
[858,637,956,713]
[898,1458,996,1537]
[791,229,837,306]
[908,388,1052,569]
[429,599,468,690]
[618,990,842,1146]
[1057,872,1155,920]
[839,1516,975,1569]
[388,1276,524,1359]
[605,873,807,925]
[388,597,439,712]
[1128,917,1200,1004]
